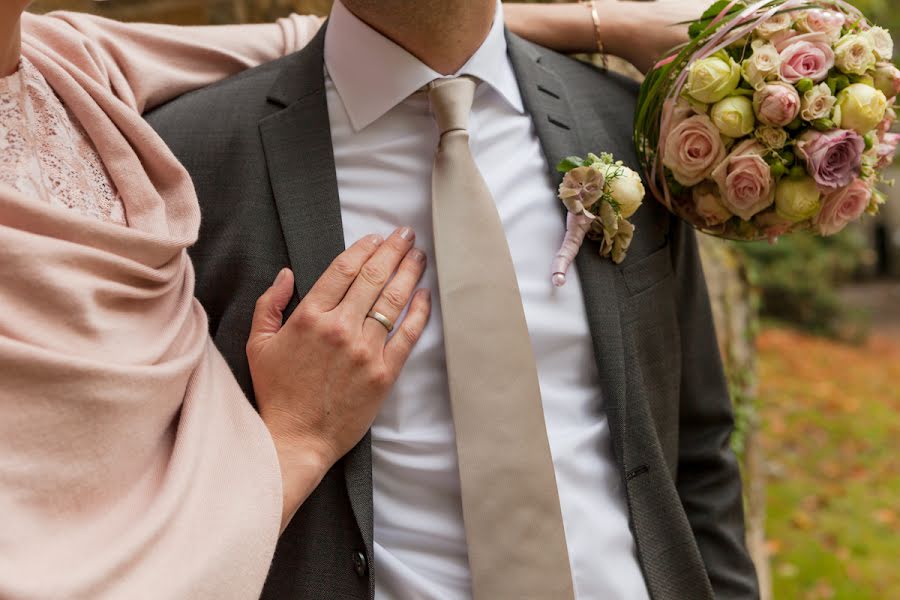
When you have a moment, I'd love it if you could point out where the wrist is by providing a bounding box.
[593,1,643,66]
[271,431,334,530]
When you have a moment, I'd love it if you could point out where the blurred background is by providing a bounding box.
[26,1,900,598]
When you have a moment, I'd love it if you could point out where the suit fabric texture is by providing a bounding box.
[148,27,759,600]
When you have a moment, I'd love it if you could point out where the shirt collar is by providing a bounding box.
[324,0,524,132]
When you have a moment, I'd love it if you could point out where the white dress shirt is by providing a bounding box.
[324,2,650,598]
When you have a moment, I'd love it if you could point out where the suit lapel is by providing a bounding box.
[506,33,629,464]
[259,26,375,568]
[260,28,345,299]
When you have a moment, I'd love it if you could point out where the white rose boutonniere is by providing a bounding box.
[552,152,646,286]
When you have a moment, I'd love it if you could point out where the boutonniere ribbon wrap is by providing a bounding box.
[552,152,647,286]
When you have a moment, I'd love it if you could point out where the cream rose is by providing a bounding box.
[800,82,837,121]
[755,12,794,40]
[742,41,782,89]
[834,83,889,135]
[873,62,900,100]
[692,181,734,226]
[834,33,878,76]
[711,139,776,220]
[865,26,894,61]
[711,96,756,138]
[775,176,822,222]
[755,126,789,150]
[600,163,645,218]
[685,52,742,104]
[662,114,728,187]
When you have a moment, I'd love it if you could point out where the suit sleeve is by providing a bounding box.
[669,217,760,600]
[43,11,323,113]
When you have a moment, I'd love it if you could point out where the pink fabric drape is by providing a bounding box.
[0,13,321,599]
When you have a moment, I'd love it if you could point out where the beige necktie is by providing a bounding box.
[428,77,575,600]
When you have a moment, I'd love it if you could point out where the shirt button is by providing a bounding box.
[353,551,368,577]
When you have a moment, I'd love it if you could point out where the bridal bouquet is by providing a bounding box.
[635,0,900,241]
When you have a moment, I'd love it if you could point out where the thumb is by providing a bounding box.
[248,269,295,352]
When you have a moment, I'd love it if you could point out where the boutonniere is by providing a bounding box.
[551,152,646,286]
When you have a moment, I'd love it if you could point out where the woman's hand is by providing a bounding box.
[505,1,709,74]
[246,228,431,529]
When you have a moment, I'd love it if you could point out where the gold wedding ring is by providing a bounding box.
[367,310,394,333]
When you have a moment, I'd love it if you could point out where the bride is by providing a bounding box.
[0,1,706,598]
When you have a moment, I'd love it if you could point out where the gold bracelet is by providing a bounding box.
[581,0,609,70]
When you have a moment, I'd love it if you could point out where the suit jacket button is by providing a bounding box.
[353,551,368,577]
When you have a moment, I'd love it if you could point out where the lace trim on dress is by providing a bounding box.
[0,57,127,225]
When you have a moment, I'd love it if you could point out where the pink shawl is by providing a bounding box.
[0,13,320,599]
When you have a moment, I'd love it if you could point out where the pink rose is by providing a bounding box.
[769,30,798,50]
[711,140,776,220]
[795,129,865,190]
[753,82,802,127]
[777,33,835,83]
[692,181,733,226]
[662,114,728,187]
[875,132,900,169]
[754,211,796,242]
[814,179,872,236]
[796,9,846,43]
[877,108,897,136]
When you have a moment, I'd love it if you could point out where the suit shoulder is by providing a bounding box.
[524,41,641,105]
[146,54,289,130]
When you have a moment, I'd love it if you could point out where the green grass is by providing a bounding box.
[758,329,900,599]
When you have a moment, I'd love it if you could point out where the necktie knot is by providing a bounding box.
[428,77,477,136]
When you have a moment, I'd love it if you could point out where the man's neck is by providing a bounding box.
[340,0,496,75]
[1,13,22,77]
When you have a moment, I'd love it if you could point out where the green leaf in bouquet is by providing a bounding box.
[770,161,787,180]
[556,156,584,173]
[688,0,742,40]
[827,74,850,95]
[789,165,807,179]
[786,117,804,131]
[782,152,795,167]
[585,152,606,166]
[796,78,815,94]
[864,132,876,151]
[727,45,750,65]
[664,169,687,197]
[811,118,836,132]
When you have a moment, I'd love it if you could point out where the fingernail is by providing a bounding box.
[371,234,384,246]
[411,249,426,263]
[398,227,415,241]
[274,268,288,286]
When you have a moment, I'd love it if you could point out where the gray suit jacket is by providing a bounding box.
[147,27,758,600]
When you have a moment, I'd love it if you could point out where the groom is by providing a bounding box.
[149,1,758,599]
